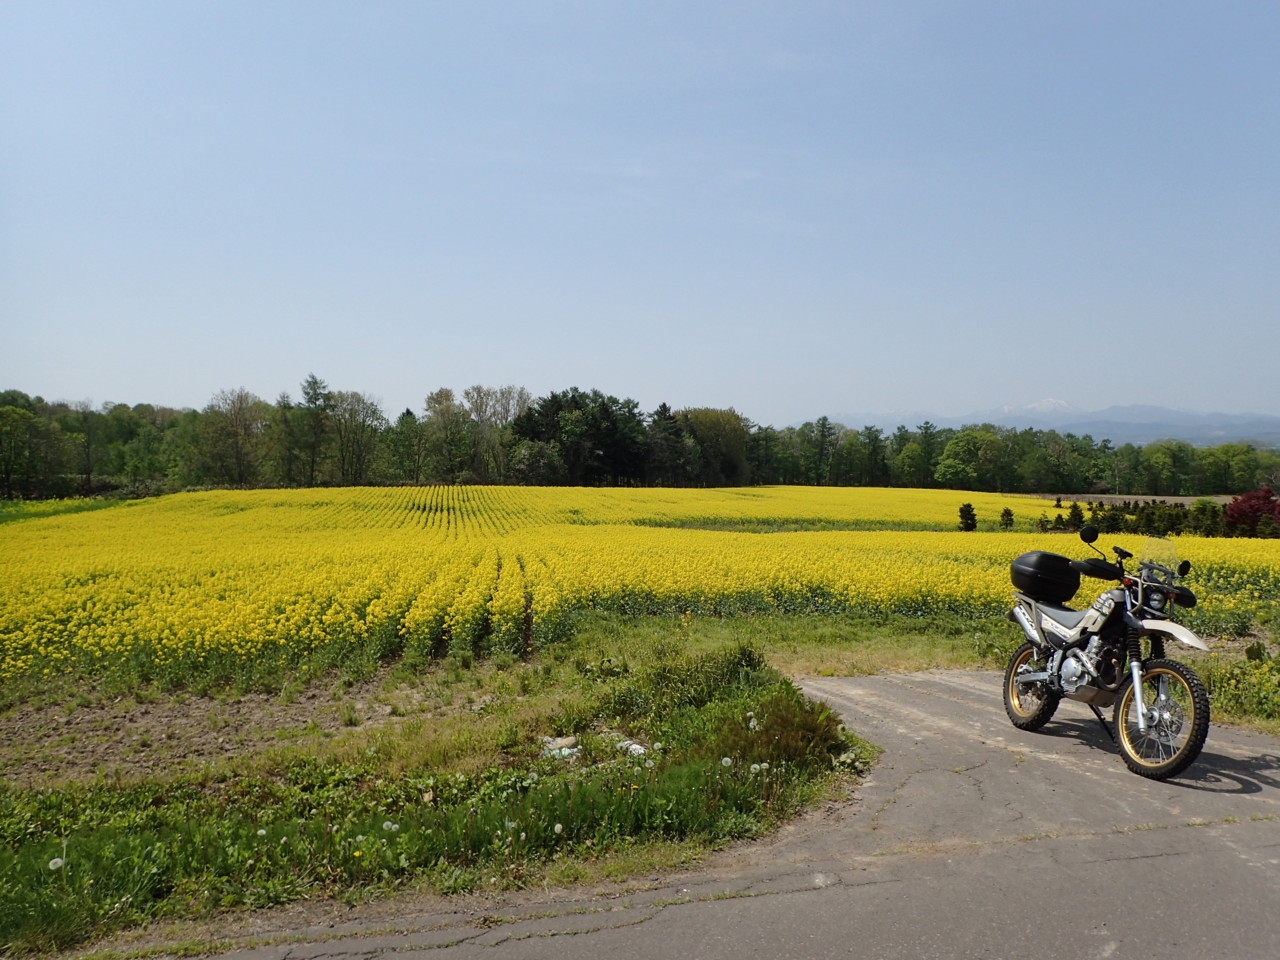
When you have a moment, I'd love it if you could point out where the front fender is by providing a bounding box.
[1140,619,1209,651]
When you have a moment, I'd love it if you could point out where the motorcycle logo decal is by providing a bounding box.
[1040,615,1074,640]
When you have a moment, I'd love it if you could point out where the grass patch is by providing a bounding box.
[1200,637,1280,729]
[0,619,873,956]
[567,610,1017,679]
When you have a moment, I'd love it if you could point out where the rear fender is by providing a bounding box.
[1140,620,1209,652]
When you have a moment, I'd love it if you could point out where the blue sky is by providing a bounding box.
[3,1,1278,427]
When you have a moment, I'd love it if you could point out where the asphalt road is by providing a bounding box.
[155,671,1280,960]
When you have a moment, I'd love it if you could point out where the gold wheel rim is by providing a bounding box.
[1008,648,1042,717]
[1119,667,1196,768]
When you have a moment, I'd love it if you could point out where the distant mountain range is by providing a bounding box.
[826,401,1280,448]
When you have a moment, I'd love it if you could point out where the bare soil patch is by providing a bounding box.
[0,676,415,787]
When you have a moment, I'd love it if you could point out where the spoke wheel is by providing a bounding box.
[1003,641,1060,731]
[1114,659,1209,780]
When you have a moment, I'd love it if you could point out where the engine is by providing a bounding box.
[1059,639,1120,706]
[1060,650,1094,694]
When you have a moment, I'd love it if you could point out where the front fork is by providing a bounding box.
[1125,628,1167,734]
[1129,660,1148,733]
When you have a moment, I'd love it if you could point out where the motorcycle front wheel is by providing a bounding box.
[1114,658,1210,780]
[1003,642,1060,731]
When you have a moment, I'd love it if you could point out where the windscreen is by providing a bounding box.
[1139,536,1180,580]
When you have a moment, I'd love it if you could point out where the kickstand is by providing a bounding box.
[1089,704,1115,743]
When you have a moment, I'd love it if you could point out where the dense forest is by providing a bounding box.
[3,378,1278,507]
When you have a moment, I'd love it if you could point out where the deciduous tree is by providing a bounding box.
[331,390,387,484]
[201,388,270,486]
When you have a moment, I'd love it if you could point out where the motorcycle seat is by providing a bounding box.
[1038,602,1090,630]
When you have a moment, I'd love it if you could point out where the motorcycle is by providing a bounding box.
[1003,524,1210,780]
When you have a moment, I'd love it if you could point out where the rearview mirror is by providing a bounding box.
[1178,560,1191,577]
[1079,524,1099,544]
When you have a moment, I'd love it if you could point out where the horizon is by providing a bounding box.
[7,379,1280,439]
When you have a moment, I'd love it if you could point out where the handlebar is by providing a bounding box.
[1070,557,1124,581]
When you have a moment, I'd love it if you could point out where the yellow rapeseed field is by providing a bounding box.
[1,487,1275,684]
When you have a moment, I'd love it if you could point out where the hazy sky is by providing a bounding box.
[3,1,1278,427]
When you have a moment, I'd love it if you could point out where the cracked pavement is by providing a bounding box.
[115,671,1280,960]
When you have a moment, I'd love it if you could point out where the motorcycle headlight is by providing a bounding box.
[1147,590,1167,611]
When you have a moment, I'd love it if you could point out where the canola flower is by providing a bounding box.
[1,487,1275,683]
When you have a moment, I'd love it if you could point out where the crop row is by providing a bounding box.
[2,487,1275,684]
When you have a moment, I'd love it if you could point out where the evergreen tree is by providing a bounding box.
[1065,502,1086,530]
[298,374,333,486]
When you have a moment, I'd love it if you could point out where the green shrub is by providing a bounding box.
[1204,648,1280,720]
[702,685,847,771]
[601,643,769,720]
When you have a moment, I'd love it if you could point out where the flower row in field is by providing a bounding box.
[1,488,1275,682]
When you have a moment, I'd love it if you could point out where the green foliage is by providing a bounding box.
[511,387,647,485]
[958,502,977,531]
[1204,645,1280,720]
[0,628,863,955]
[1189,498,1224,537]
[1065,502,1085,529]
[600,643,770,721]
[1070,492,1280,539]
[676,408,752,486]
[6,385,1279,495]
[699,685,850,771]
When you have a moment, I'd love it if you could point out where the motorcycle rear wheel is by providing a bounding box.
[1003,642,1060,730]
[1114,659,1209,780]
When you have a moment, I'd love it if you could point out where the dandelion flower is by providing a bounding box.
[49,857,64,871]
[721,757,732,767]
[257,828,267,837]
[750,763,761,774]
[383,821,394,832]
[554,823,563,835]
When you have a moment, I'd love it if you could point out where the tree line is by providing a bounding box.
[2,378,1278,501]
[961,494,1280,539]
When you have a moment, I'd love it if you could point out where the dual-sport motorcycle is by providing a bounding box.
[1003,525,1210,780]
